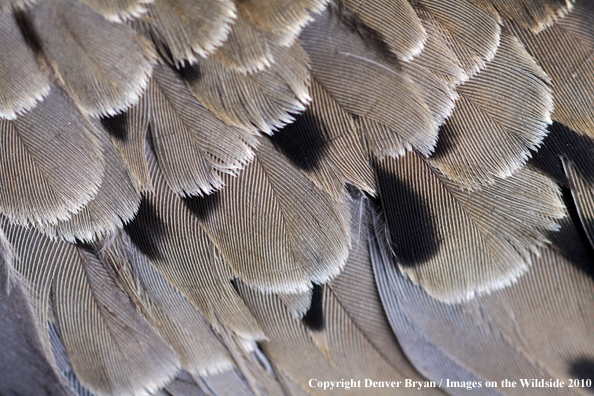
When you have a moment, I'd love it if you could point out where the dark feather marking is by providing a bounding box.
[268,110,328,171]
[302,284,324,332]
[373,164,440,267]
[101,112,129,141]
[183,192,221,222]
[570,357,594,383]
[171,62,202,85]
[123,196,164,259]
[429,123,458,160]
[14,10,42,55]
[531,122,594,186]
[555,187,594,279]
[230,278,240,295]
[73,240,98,254]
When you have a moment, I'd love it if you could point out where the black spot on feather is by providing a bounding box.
[430,123,458,160]
[531,122,594,186]
[373,162,440,267]
[14,11,42,55]
[101,112,128,141]
[302,284,324,331]
[551,187,594,279]
[123,197,164,259]
[184,192,221,222]
[570,357,594,383]
[173,62,202,85]
[268,110,329,171]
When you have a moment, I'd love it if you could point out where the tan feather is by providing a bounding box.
[428,31,553,188]
[40,120,141,243]
[212,12,273,74]
[509,0,594,138]
[188,42,310,135]
[470,0,574,33]
[373,227,594,391]
[195,137,351,293]
[0,86,103,227]
[123,147,264,338]
[342,0,427,61]
[373,153,564,302]
[300,6,439,156]
[145,64,257,197]
[137,0,235,64]
[0,12,50,120]
[29,0,156,117]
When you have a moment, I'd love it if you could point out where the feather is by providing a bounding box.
[0,227,73,396]
[268,79,375,199]
[562,158,594,248]
[1,218,180,396]
[342,0,427,61]
[428,31,553,188]
[104,105,153,192]
[414,0,501,79]
[187,42,310,134]
[329,189,442,381]
[373,153,564,302]
[193,137,351,293]
[300,6,438,156]
[507,0,594,137]
[0,86,103,227]
[27,0,156,117]
[0,12,50,120]
[104,232,236,377]
[123,148,264,338]
[236,0,328,46]
[470,0,574,33]
[373,226,594,392]
[236,279,445,395]
[52,244,180,396]
[77,0,150,22]
[137,0,235,65]
[145,64,257,197]
[40,120,141,242]
[211,13,273,74]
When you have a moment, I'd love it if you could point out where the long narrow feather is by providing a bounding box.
[0,228,72,396]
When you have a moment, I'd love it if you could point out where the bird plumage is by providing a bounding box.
[1,0,594,394]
